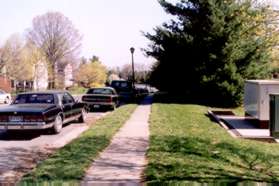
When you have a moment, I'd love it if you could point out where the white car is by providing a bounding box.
[0,90,11,104]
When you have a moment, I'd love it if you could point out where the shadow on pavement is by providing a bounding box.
[0,130,45,141]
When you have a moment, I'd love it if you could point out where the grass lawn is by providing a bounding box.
[145,95,279,183]
[22,104,137,182]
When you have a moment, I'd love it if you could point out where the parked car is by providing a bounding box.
[135,87,149,100]
[82,87,119,110]
[110,80,136,102]
[0,89,11,104]
[0,91,86,134]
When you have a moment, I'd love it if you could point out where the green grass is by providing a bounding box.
[22,104,137,182]
[145,96,279,183]
[208,106,244,117]
[231,106,244,116]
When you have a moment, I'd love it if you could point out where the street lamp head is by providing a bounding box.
[130,47,135,54]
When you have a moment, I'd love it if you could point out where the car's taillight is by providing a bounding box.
[0,115,8,122]
[24,115,44,122]
[107,97,112,102]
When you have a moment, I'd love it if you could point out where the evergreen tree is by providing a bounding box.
[145,0,279,106]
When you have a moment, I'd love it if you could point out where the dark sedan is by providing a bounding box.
[82,87,119,110]
[0,91,86,134]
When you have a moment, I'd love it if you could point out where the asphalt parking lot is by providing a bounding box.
[0,104,109,182]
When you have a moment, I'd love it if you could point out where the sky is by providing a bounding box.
[0,0,278,68]
[0,0,172,68]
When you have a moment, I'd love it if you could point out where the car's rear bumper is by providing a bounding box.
[83,102,114,106]
[0,122,54,130]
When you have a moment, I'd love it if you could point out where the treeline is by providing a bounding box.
[108,63,151,84]
[145,0,279,106]
[0,12,82,89]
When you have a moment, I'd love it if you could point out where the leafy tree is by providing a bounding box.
[0,35,34,81]
[145,0,279,106]
[74,57,107,88]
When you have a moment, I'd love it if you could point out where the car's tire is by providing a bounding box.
[78,108,86,123]
[52,115,63,134]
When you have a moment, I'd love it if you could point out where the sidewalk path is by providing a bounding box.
[83,96,152,184]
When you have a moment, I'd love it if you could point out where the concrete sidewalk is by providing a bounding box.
[83,96,152,184]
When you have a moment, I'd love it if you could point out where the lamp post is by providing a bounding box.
[130,47,135,88]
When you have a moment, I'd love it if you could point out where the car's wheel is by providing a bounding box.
[52,115,63,134]
[78,108,86,123]
[4,97,10,104]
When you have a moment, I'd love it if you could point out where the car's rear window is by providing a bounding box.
[111,81,132,91]
[87,89,113,95]
[13,94,55,104]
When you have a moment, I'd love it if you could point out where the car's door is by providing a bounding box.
[68,92,83,117]
[65,92,81,118]
[61,93,75,120]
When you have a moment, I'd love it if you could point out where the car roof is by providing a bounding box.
[112,80,130,82]
[17,90,69,95]
[88,87,115,90]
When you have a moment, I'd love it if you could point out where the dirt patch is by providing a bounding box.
[0,146,54,183]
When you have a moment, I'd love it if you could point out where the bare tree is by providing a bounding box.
[27,12,82,89]
[0,48,5,73]
[119,63,150,83]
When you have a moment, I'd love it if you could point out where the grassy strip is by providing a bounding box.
[22,104,137,181]
[145,95,279,183]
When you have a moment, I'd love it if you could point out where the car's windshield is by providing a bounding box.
[13,94,55,104]
[87,88,113,95]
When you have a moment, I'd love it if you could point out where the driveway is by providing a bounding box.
[0,111,109,183]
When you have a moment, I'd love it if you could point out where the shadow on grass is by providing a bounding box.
[19,180,81,186]
[145,135,279,183]
[152,92,237,108]
[22,135,110,181]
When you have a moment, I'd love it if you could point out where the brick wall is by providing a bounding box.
[0,76,12,92]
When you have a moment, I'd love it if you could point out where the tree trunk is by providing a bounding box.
[49,63,56,89]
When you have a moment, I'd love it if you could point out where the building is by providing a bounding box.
[64,63,74,88]
[33,60,49,91]
[56,62,74,89]
[1,59,74,91]
[0,75,11,92]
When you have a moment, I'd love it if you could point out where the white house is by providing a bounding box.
[33,60,48,91]
[64,63,74,88]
